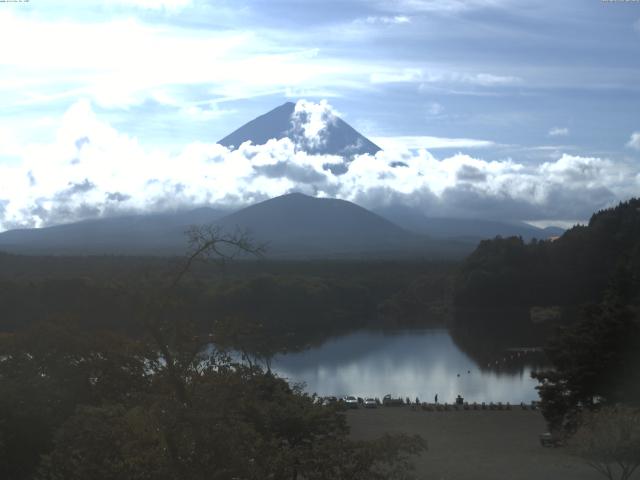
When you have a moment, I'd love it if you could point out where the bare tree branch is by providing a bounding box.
[169,225,266,291]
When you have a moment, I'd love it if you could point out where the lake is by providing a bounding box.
[269,329,544,404]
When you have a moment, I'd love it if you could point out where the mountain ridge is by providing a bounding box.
[0,193,472,259]
[0,207,228,255]
[374,204,564,242]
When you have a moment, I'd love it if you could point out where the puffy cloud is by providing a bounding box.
[548,127,569,137]
[55,179,97,201]
[456,164,487,182]
[627,132,640,150]
[290,99,340,150]
[106,192,131,202]
[0,100,638,231]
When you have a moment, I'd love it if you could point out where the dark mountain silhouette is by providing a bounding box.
[374,204,564,243]
[217,193,405,255]
[214,193,470,259]
[0,208,227,255]
[0,194,472,259]
[218,102,381,159]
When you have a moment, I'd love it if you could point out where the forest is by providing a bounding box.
[454,198,640,309]
[0,234,453,479]
[0,254,454,346]
[452,199,640,440]
[1,199,639,478]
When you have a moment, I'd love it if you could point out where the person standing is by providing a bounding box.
[435,393,438,404]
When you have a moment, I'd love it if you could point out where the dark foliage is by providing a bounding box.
[453,199,640,436]
[532,299,640,435]
[0,229,427,479]
[0,255,455,352]
[0,320,425,480]
[454,198,640,309]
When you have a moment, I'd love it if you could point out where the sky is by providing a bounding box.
[0,0,639,230]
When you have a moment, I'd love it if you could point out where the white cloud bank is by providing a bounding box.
[0,100,638,231]
[548,127,569,137]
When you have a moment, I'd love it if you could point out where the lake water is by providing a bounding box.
[270,329,543,404]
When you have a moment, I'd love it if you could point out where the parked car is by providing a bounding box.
[343,396,359,409]
[539,432,563,447]
[322,396,338,406]
[383,394,404,406]
[364,397,377,409]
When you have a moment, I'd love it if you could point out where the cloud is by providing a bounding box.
[106,192,131,202]
[426,102,444,116]
[459,73,521,86]
[627,132,640,150]
[0,100,637,230]
[0,11,373,112]
[363,15,411,25]
[370,68,521,87]
[371,0,512,14]
[112,0,192,10]
[180,103,236,122]
[370,69,423,84]
[55,179,97,201]
[548,127,569,137]
[372,136,495,150]
[456,164,487,182]
[0,126,22,159]
[290,99,340,150]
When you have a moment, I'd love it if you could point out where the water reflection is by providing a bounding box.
[270,329,543,403]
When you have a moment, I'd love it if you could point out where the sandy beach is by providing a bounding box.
[347,406,625,480]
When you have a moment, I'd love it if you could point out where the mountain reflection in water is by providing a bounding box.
[270,329,544,403]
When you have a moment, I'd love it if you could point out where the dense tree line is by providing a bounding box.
[0,258,455,350]
[454,198,640,309]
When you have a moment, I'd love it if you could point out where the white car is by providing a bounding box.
[343,396,359,409]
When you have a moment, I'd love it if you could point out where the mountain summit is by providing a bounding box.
[218,101,381,158]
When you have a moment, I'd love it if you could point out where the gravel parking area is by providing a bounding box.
[346,406,619,480]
